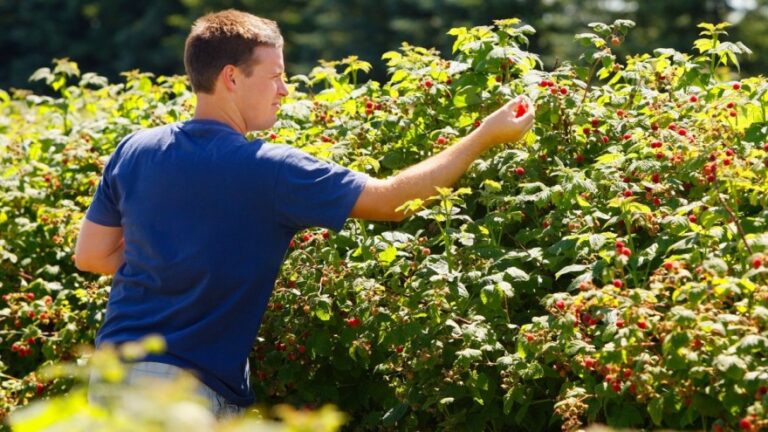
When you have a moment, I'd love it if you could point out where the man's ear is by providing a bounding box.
[219,65,238,92]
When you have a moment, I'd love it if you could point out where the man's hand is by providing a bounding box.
[474,96,535,149]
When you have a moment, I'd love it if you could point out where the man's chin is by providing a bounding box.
[248,118,277,133]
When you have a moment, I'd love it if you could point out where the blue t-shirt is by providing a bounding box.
[86,119,368,406]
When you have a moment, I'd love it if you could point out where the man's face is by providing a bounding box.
[233,45,288,132]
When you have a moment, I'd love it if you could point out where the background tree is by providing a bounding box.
[1,0,765,90]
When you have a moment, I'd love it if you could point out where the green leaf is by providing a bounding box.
[381,403,408,426]
[713,354,748,379]
[313,297,333,321]
[455,348,483,368]
[595,153,624,165]
[555,264,589,279]
[390,69,409,84]
[504,267,529,282]
[377,245,398,264]
[589,234,606,250]
[735,335,768,354]
[606,403,644,427]
[648,397,664,426]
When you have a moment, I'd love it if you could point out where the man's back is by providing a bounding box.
[87,118,367,404]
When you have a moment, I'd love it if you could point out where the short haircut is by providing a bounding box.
[184,9,283,94]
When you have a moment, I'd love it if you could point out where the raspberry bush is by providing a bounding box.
[1,19,767,431]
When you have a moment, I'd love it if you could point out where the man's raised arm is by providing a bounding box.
[350,96,534,222]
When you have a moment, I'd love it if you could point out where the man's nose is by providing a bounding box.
[278,80,289,97]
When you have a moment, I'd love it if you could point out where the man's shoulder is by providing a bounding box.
[255,142,310,164]
[116,123,177,150]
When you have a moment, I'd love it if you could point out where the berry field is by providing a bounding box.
[1,19,767,431]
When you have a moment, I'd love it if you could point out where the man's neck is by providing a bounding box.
[193,94,246,135]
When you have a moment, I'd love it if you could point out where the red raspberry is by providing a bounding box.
[612,279,623,288]
[515,102,528,118]
[753,258,763,269]
[615,241,625,249]
[732,82,742,90]
[621,248,632,257]
[739,418,751,430]
[555,299,565,310]
[623,190,633,198]
[637,320,648,330]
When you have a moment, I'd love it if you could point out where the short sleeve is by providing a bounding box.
[85,152,122,227]
[274,148,368,232]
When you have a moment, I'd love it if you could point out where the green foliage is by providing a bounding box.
[8,336,346,431]
[2,17,768,431]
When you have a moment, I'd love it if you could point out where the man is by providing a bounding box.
[76,9,533,419]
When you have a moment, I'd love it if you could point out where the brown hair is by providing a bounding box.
[184,10,283,94]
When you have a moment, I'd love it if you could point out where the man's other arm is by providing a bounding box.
[74,219,125,275]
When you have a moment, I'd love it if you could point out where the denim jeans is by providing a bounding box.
[88,361,245,420]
